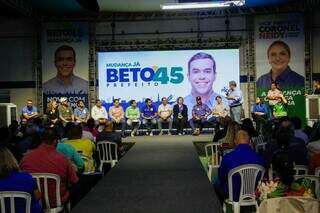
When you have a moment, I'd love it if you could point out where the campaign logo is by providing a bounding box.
[105,62,184,86]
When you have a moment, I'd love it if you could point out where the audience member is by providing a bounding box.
[157,97,173,135]
[64,125,96,173]
[241,118,259,138]
[83,118,99,138]
[212,116,232,142]
[0,146,42,213]
[220,121,240,150]
[291,116,308,144]
[20,128,78,208]
[96,121,125,156]
[173,97,188,135]
[216,130,265,202]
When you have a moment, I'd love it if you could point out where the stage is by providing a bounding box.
[72,134,223,213]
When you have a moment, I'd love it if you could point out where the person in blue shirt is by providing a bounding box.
[184,52,227,118]
[226,81,243,124]
[0,146,43,213]
[74,100,90,123]
[22,99,39,123]
[141,98,157,136]
[216,130,265,203]
[252,97,269,133]
[43,45,88,95]
[256,40,305,89]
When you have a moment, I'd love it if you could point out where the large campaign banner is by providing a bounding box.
[255,13,305,121]
[98,49,239,116]
[42,22,89,111]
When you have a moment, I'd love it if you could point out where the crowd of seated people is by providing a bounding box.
[213,114,320,206]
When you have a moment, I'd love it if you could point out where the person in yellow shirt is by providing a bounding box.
[64,124,96,173]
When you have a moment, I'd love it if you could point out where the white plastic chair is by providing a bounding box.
[294,165,308,175]
[0,191,31,213]
[294,175,320,199]
[315,167,320,177]
[32,173,70,213]
[204,142,221,181]
[223,164,265,213]
[97,141,118,172]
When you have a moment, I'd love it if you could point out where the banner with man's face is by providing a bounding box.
[42,22,89,111]
[255,13,305,122]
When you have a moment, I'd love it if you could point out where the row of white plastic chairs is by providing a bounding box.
[0,140,119,213]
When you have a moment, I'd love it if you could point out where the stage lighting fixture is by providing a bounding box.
[160,0,245,10]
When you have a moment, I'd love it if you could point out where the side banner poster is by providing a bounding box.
[255,13,305,121]
[98,49,240,118]
[42,22,89,112]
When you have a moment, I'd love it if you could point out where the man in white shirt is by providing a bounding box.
[157,97,173,135]
[91,99,108,125]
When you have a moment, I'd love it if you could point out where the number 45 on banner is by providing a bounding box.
[153,67,184,84]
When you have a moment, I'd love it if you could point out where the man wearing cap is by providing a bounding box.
[226,81,243,124]
[58,97,74,125]
[190,96,211,135]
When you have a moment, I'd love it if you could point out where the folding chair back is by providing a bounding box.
[0,191,31,213]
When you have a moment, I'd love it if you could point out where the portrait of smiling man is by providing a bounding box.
[43,45,88,95]
[184,52,226,118]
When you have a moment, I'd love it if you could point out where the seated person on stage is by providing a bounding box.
[20,128,79,208]
[0,147,42,213]
[65,125,96,173]
[190,96,211,136]
[273,94,288,119]
[22,99,39,123]
[215,130,265,203]
[157,97,173,136]
[141,98,157,136]
[109,99,126,137]
[267,82,282,114]
[46,100,60,127]
[173,97,188,135]
[74,100,90,124]
[208,95,229,128]
[96,121,125,156]
[252,97,268,133]
[91,99,108,126]
[125,99,141,137]
[58,97,74,125]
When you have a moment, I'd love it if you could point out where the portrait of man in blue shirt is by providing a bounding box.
[43,45,88,95]
[256,40,305,89]
[184,52,227,118]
